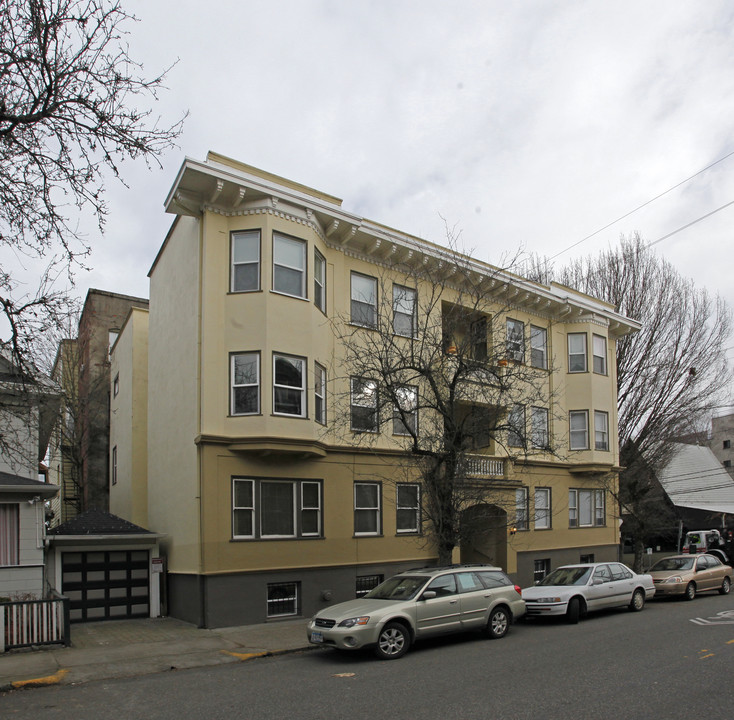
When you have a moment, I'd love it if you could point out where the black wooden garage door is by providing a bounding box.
[62,550,149,622]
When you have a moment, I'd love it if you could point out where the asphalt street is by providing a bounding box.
[3,592,734,720]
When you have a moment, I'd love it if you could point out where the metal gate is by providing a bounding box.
[62,550,149,622]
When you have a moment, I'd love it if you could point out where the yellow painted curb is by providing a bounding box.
[11,668,69,688]
[221,650,269,661]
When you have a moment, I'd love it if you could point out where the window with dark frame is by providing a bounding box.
[534,487,551,529]
[272,354,306,417]
[569,489,605,527]
[396,483,420,533]
[592,334,607,374]
[111,446,117,486]
[580,554,595,563]
[0,504,19,566]
[530,326,547,369]
[515,487,529,530]
[356,574,383,597]
[314,249,326,313]
[569,410,589,450]
[354,482,381,535]
[273,233,306,298]
[533,558,550,583]
[508,404,525,447]
[471,316,488,360]
[231,230,260,292]
[530,407,549,449]
[724,440,731,449]
[393,285,416,337]
[231,353,260,415]
[351,272,377,328]
[506,319,525,362]
[568,333,587,373]
[314,363,326,425]
[351,377,378,432]
[393,385,417,436]
[267,582,299,617]
[113,373,119,397]
[594,411,609,451]
[232,478,322,539]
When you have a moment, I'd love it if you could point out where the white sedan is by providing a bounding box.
[522,562,656,623]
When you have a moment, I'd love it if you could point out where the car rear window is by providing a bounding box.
[476,571,511,589]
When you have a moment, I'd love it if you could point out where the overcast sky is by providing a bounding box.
[43,2,734,379]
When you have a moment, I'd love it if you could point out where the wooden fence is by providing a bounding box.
[1,593,70,651]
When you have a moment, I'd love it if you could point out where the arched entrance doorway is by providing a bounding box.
[460,503,508,570]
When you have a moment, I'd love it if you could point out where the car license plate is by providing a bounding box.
[311,631,323,643]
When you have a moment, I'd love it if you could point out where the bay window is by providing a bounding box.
[568,333,587,373]
[569,410,589,450]
[355,482,381,535]
[273,354,306,417]
[231,352,260,415]
[273,233,306,298]
[231,230,260,292]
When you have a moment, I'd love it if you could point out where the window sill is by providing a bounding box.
[227,289,263,295]
[353,534,383,538]
[270,290,309,302]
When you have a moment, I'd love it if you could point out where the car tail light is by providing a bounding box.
[514,585,522,595]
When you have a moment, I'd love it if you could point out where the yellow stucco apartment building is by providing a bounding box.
[109,152,639,627]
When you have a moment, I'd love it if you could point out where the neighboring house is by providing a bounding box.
[657,443,734,531]
[110,152,638,628]
[0,347,59,600]
[710,412,734,480]
[47,290,148,524]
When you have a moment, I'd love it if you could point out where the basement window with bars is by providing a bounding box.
[356,574,383,597]
[267,582,299,618]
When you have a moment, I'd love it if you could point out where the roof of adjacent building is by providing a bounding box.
[658,443,734,514]
[48,508,155,535]
[0,470,59,495]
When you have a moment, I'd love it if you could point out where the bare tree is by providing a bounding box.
[527,234,732,568]
[327,243,560,566]
[0,0,184,372]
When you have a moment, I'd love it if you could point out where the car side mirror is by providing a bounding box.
[421,590,437,600]
[592,578,603,585]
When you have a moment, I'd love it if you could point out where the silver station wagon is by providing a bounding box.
[306,565,526,660]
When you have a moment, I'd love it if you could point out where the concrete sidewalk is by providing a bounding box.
[0,616,314,692]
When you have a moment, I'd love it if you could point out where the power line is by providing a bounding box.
[647,199,734,248]
[546,148,734,262]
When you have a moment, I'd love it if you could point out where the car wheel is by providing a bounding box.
[374,622,410,660]
[719,577,731,595]
[684,582,696,601]
[566,597,581,624]
[629,589,645,612]
[487,606,510,639]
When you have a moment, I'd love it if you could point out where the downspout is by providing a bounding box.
[197,212,206,628]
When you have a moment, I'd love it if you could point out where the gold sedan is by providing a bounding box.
[649,554,732,600]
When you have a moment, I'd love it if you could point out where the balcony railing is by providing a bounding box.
[1,593,70,652]
[462,454,506,479]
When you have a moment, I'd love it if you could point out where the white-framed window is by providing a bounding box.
[231,230,260,292]
[232,478,322,539]
[351,272,377,328]
[508,404,525,447]
[534,487,551,529]
[568,333,587,373]
[569,488,605,527]
[506,319,525,362]
[267,582,299,618]
[594,411,609,451]
[273,354,306,417]
[314,363,326,425]
[515,487,529,530]
[111,446,117,486]
[273,232,306,298]
[355,482,381,535]
[530,326,547,369]
[393,385,417,436]
[396,483,420,533]
[113,373,119,397]
[0,504,19,566]
[231,352,260,415]
[393,285,417,337]
[314,249,326,313]
[351,377,378,432]
[569,410,589,450]
[592,334,607,375]
[530,407,549,449]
